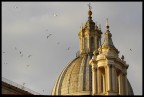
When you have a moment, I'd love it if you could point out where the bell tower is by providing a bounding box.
[78,3,102,57]
[89,19,130,95]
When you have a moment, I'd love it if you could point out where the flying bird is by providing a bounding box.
[3,52,6,53]
[57,42,60,45]
[47,34,52,39]
[20,51,22,54]
[28,55,32,58]
[4,62,8,64]
[27,65,30,67]
[67,47,70,50]
[14,47,17,50]
[22,83,26,85]
[130,49,132,51]
[14,6,18,9]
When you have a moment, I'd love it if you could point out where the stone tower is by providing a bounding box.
[78,4,102,56]
[89,18,133,95]
[51,4,133,95]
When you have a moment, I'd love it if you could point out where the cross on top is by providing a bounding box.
[88,3,92,10]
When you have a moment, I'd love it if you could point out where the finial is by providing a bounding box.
[106,18,109,30]
[88,3,92,17]
[88,3,92,10]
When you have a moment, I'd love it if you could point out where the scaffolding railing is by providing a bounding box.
[2,77,41,95]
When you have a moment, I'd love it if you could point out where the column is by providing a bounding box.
[102,74,105,93]
[118,72,124,95]
[97,68,101,94]
[105,66,108,92]
[107,64,112,92]
[123,72,128,95]
[111,65,117,92]
[91,65,97,95]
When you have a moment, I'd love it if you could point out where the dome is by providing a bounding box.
[51,54,134,95]
[51,5,134,95]
[51,54,92,95]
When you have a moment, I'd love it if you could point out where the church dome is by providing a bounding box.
[51,4,134,95]
[51,53,134,95]
[51,54,93,95]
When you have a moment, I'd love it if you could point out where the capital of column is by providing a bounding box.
[92,67,97,72]
[89,58,97,65]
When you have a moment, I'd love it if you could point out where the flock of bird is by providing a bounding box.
[3,47,32,67]
[45,30,70,50]
[3,5,133,94]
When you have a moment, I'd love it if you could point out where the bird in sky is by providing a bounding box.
[14,6,18,9]
[130,49,132,51]
[57,42,60,45]
[22,83,26,86]
[3,52,6,53]
[67,47,70,50]
[28,55,32,58]
[47,34,52,39]
[4,62,8,64]
[14,47,17,50]
[27,65,30,67]
[20,51,22,54]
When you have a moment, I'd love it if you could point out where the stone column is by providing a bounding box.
[89,59,97,95]
[102,74,105,93]
[105,66,108,92]
[91,65,97,95]
[111,65,117,92]
[119,72,124,95]
[123,72,128,95]
[97,68,101,94]
[107,64,112,92]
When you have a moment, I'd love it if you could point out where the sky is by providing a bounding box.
[2,2,142,95]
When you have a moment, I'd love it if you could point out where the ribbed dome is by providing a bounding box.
[51,54,92,95]
[51,54,134,95]
[51,5,134,95]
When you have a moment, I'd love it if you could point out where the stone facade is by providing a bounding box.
[2,81,33,95]
[2,77,40,95]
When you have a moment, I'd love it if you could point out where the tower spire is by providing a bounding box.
[88,3,92,20]
[106,18,109,31]
[88,3,92,11]
[102,19,119,53]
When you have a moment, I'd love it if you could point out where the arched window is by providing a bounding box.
[84,37,87,49]
[91,37,94,50]
[100,67,105,94]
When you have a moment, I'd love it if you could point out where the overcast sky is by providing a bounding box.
[2,2,142,95]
